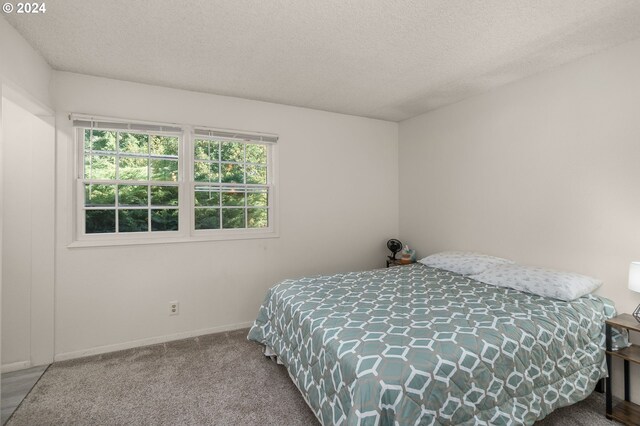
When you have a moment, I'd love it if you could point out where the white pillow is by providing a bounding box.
[418,251,515,275]
[469,264,602,301]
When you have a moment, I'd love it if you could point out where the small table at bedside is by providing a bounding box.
[605,313,640,424]
[386,258,414,268]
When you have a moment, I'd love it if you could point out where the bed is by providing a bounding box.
[248,263,617,425]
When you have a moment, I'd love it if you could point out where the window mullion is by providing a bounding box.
[88,128,93,180]
[181,127,193,237]
[243,144,248,228]
[115,183,120,234]
[147,184,152,233]
[114,131,120,234]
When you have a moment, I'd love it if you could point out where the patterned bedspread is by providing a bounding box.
[248,264,616,425]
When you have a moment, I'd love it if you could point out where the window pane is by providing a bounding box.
[247,189,268,207]
[150,159,178,181]
[85,155,116,180]
[151,186,179,206]
[85,184,116,207]
[246,144,267,164]
[118,209,149,232]
[119,157,148,180]
[248,208,268,228]
[194,161,219,183]
[81,128,189,238]
[221,141,244,162]
[194,140,219,161]
[195,208,220,230]
[150,136,178,157]
[119,185,148,206]
[194,187,220,206]
[222,208,245,229]
[85,130,117,153]
[119,132,149,154]
[84,129,91,151]
[221,163,244,183]
[222,190,245,207]
[86,209,116,234]
[246,165,267,184]
[151,209,179,231]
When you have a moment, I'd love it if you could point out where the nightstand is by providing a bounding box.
[606,313,640,424]
[386,258,413,268]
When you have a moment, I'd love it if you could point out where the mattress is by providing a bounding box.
[248,263,616,425]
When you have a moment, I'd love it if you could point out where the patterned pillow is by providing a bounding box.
[418,251,515,275]
[469,264,602,301]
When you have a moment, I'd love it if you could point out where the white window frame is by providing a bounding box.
[191,131,275,238]
[70,115,278,248]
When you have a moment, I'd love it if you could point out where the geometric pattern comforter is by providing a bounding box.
[248,264,616,425]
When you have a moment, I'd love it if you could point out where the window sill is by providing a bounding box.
[67,230,279,248]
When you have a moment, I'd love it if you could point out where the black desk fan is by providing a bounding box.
[387,239,403,261]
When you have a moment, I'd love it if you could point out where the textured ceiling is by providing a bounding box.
[5,0,640,121]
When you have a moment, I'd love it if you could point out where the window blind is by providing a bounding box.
[70,114,182,134]
[70,114,279,143]
[193,128,278,144]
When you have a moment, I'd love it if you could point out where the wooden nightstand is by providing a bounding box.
[606,313,640,424]
[386,258,414,268]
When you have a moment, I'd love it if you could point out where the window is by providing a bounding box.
[193,137,270,231]
[82,129,180,234]
[74,116,277,245]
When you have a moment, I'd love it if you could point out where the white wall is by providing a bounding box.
[0,16,51,108]
[1,98,55,370]
[0,84,3,384]
[1,99,31,366]
[53,71,398,359]
[399,37,640,400]
[0,14,54,375]
[399,37,640,314]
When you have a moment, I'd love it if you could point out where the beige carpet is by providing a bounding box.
[7,328,616,425]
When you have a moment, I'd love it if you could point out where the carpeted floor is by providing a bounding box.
[6,328,617,425]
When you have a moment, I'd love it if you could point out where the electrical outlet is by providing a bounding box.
[169,301,179,316]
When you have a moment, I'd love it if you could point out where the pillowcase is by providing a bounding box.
[418,251,515,275]
[469,264,602,301]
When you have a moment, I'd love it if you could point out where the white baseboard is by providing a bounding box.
[1,360,32,373]
[54,321,254,362]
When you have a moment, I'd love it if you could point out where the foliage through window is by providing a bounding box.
[76,118,276,242]
[83,129,180,234]
[193,139,269,230]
